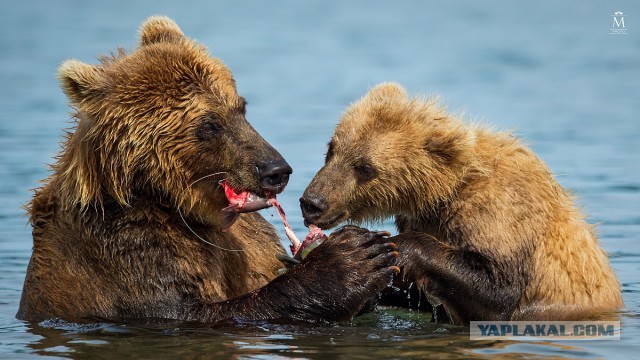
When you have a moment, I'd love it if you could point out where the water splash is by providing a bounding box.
[428,299,442,323]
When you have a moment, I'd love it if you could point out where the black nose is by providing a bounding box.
[299,194,328,220]
[257,160,292,193]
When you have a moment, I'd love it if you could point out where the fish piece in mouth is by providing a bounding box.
[219,180,327,257]
[219,180,272,231]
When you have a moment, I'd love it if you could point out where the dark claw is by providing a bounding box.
[384,242,397,251]
[276,254,300,267]
[387,266,401,274]
[373,231,391,237]
[387,251,399,259]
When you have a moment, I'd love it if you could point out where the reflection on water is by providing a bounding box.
[18,314,621,359]
[1,0,639,358]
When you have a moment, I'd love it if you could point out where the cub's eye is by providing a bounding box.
[354,162,378,183]
[325,140,335,163]
[196,118,223,140]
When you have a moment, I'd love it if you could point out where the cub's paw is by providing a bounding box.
[287,225,399,322]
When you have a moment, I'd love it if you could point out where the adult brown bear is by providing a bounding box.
[17,17,398,324]
[301,83,623,324]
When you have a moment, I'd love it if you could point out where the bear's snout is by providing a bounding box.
[300,194,328,224]
[257,159,292,194]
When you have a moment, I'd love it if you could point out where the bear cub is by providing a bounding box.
[301,83,623,324]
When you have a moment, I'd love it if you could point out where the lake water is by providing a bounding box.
[1,0,639,358]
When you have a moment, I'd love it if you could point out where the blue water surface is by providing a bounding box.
[1,0,639,358]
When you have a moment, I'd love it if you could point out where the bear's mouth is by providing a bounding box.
[304,211,348,229]
[219,180,325,256]
[219,180,273,231]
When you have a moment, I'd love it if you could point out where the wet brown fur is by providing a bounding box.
[18,17,398,324]
[17,16,286,322]
[303,83,623,323]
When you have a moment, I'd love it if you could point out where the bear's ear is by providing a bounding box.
[58,60,103,105]
[139,16,185,46]
[424,127,474,166]
[366,82,408,102]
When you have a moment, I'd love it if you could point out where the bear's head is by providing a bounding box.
[54,16,291,224]
[300,83,476,229]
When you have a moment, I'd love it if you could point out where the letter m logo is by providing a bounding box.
[613,16,625,28]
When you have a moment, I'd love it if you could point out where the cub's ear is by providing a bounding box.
[424,126,475,166]
[58,60,103,105]
[139,16,185,46]
[366,82,408,102]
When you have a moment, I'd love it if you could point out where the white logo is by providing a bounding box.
[611,11,628,35]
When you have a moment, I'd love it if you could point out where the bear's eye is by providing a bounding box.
[354,162,378,183]
[325,140,335,163]
[196,118,223,140]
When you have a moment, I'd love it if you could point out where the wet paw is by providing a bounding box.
[289,225,399,321]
